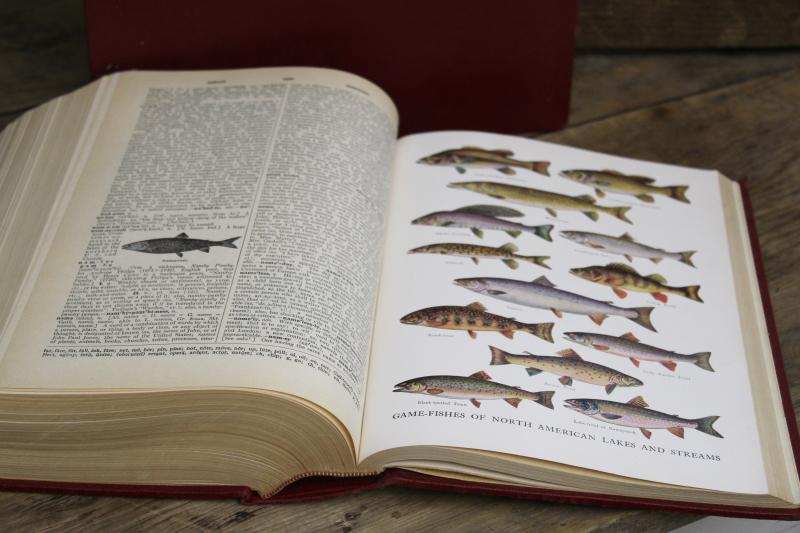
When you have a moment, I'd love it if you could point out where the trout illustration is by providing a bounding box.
[411,205,553,242]
[565,396,723,440]
[559,169,690,204]
[408,242,550,270]
[393,371,555,409]
[559,230,695,267]
[417,147,550,176]
[489,346,642,394]
[122,233,240,257]
[454,275,657,331]
[448,181,632,224]
[399,302,554,342]
[569,263,703,303]
[564,331,713,372]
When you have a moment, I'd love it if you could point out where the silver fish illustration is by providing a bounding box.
[564,331,713,372]
[489,346,643,394]
[565,396,723,440]
[411,205,553,242]
[122,233,240,257]
[559,230,695,267]
[393,371,555,409]
[454,275,656,331]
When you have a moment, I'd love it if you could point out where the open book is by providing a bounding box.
[0,67,798,516]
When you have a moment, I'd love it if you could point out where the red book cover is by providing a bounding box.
[1,180,798,519]
[83,0,577,135]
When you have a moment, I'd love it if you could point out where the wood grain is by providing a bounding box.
[576,0,800,50]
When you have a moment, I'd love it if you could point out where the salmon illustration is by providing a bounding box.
[560,169,690,204]
[408,242,550,270]
[399,302,554,342]
[411,205,554,242]
[564,331,713,372]
[393,371,555,409]
[489,346,642,394]
[569,263,703,303]
[454,275,657,331]
[559,230,695,267]
[122,233,240,257]
[565,396,723,440]
[417,147,550,176]
[448,181,632,224]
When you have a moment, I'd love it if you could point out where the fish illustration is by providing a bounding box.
[559,230,695,267]
[569,263,702,303]
[564,396,723,440]
[454,275,657,331]
[399,302,554,342]
[564,331,713,372]
[411,205,553,242]
[448,181,632,224]
[393,371,555,409]
[559,169,690,204]
[489,346,642,395]
[408,242,550,270]
[417,147,550,176]
[122,233,240,257]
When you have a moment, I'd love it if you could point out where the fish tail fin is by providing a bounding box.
[669,185,690,203]
[489,346,510,365]
[526,224,553,242]
[610,206,633,224]
[693,415,723,438]
[218,237,240,248]
[518,255,550,270]
[533,390,555,410]
[693,352,714,372]
[523,321,554,343]
[679,251,696,268]
[528,161,550,177]
[629,307,657,332]
[681,285,703,302]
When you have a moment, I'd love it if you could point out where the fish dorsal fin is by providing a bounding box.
[453,205,524,218]
[575,194,596,204]
[556,349,582,360]
[465,301,487,312]
[620,332,640,343]
[628,174,656,183]
[608,262,638,274]
[602,169,623,175]
[470,371,492,381]
[531,276,556,287]
[498,243,518,253]
[646,273,667,284]
[461,146,486,150]
[176,232,188,238]
[627,396,649,408]
[618,232,634,242]
[490,149,514,156]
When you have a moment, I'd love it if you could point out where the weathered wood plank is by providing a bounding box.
[576,0,800,50]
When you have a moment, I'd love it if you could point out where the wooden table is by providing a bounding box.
[2,1,800,531]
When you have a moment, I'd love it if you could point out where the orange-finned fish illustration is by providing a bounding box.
[488,346,643,395]
[569,263,702,303]
[564,331,713,372]
[417,147,550,176]
[393,371,555,409]
[399,302,554,342]
[411,205,554,242]
[565,396,723,440]
[559,169,690,204]
[122,233,240,257]
[448,181,632,224]
[408,242,550,270]
[559,230,695,267]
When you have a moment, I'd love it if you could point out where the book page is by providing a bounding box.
[360,131,769,494]
[0,67,397,445]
